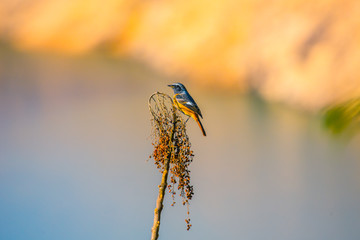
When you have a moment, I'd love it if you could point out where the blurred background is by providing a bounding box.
[0,1,360,239]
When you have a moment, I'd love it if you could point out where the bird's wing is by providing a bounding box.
[175,94,203,118]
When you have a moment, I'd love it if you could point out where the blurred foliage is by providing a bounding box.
[323,99,360,134]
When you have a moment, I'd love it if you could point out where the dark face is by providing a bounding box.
[173,84,182,92]
[168,83,185,93]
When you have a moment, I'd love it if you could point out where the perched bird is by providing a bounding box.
[168,83,206,136]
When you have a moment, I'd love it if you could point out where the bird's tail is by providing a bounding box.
[194,115,206,136]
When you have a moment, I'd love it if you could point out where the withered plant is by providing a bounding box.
[148,92,194,240]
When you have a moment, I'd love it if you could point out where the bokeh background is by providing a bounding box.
[1,1,360,239]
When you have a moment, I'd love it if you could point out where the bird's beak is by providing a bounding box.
[167,84,174,88]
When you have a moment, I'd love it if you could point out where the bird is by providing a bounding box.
[168,83,206,136]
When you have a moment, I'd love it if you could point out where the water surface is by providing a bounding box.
[1,47,360,240]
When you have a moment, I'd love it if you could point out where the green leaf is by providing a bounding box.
[323,98,360,134]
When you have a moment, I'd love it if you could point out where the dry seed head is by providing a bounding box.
[149,92,194,230]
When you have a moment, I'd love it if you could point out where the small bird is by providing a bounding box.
[168,83,206,136]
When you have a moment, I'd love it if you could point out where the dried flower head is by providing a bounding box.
[149,92,194,231]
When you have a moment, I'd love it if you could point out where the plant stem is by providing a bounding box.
[150,155,170,240]
[150,107,177,240]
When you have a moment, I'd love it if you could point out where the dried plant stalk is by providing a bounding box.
[148,92,194,240]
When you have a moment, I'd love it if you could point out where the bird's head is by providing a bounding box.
[168,83,187,93]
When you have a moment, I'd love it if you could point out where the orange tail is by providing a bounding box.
[194,115,206,136]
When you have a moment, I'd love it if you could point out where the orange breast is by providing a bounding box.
[174,99,197,119]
